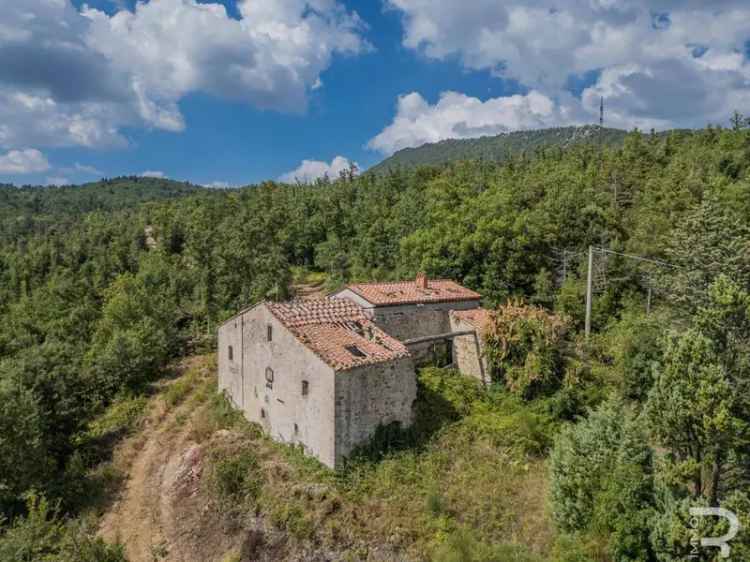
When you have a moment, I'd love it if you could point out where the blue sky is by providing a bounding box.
[0,0,748,187]
[51,0,525,186]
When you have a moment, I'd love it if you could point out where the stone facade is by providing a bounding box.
[218,301,416,469]
[334,357,416,466]
[332,287,480,364]
[218,276,486,469]
[449,310,490,384]
[218,304,338,466]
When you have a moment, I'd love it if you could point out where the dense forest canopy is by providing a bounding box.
[1,124,750,561]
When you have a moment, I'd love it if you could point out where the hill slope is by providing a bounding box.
[369,125,628,173]
[0,176,208,240]
[0,176,205,217]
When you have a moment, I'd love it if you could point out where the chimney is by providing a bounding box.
[416,272,428,289]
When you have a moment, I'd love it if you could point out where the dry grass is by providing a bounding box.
[91,356,560,561]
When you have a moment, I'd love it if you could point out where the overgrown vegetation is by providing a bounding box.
[483,300,570,399]
[200,367,557,561]
[2,121,750,559]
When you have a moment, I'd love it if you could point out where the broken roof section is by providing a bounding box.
[345,274,481,307]
[450,308,491,330]
[266,298,410,371]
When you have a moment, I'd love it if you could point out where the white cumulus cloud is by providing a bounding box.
[279,156,358,183]
[140,170,165,178]
[369,90,581,155]
[74,163,103,176]
[45,176,70,186]
[0,0,368,150]
[377,0,750,147]
[0,149,50,174]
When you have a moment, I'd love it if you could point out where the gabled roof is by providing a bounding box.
[266,299,410,371]
[344,277,481,307]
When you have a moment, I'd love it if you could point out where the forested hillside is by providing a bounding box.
[0,177,205,242]
[368,125,629,173]
[2,124,750,561]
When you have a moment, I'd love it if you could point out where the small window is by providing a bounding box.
[260,408,266,418]
[301,380,309,396]
[265,367,274,389]
[228,345,233,361]
[294,423,299,434]
[267,324,273,342]
[345,344,367,358]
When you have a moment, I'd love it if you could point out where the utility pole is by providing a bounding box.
[584,246,674,337]
[585,245,594,338]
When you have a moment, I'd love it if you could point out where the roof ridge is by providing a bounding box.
[350,278,458,286]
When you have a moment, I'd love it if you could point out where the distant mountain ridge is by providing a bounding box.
[369,125,629,173]
[0,176,207,240]
[0,176,205,217]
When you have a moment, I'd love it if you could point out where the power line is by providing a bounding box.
[594,247,678,269]
[585,246,679,338]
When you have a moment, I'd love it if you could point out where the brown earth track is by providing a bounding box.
[99,357,242,562]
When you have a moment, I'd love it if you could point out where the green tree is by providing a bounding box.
[660,199,750,314]
[550,398,655,561]
[0,494,126,562]
[0,379,52,517]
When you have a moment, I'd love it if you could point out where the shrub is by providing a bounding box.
[0,494,126,562]
[211,449,263,504]
[549,398,655,561]
[604,310,664,401]
[482,300,570,399]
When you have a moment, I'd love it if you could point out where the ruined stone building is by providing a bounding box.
[218,275,488,468]
[331,273,481,363]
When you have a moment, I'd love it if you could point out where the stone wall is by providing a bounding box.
[217,310,245,408]
[373,301,479,363]
[332,290,480,364]
[333,356,417,466]
[218,305,338,468]
[449,314,488,383]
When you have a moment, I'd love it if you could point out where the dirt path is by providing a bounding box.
[293,280,326,300]
[99,358,238,562]
[99,399,189,560]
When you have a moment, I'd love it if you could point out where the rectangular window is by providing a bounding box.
[301,380,309,396]
[267,324,273,341]
[228,345,233,361]
[265,367,274,389]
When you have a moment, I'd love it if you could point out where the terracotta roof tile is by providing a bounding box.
[267,299,410,371]
[346,278,481,307]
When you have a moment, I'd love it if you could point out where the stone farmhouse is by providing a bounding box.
[218,274,489,468]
